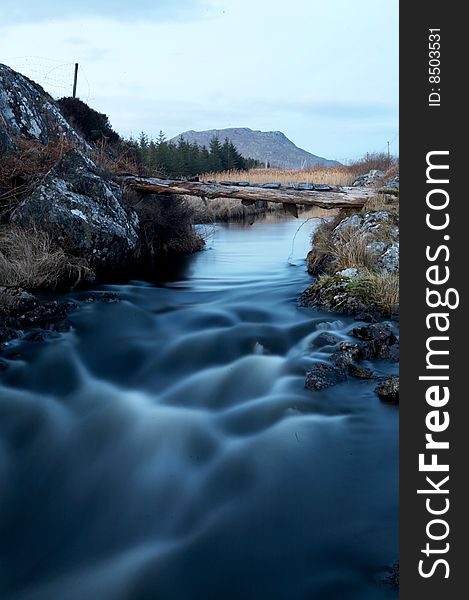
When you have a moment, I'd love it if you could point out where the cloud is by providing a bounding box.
[270,98,398,121]
[1,0,210,26]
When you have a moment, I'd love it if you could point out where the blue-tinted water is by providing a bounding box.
[0,215,398,599]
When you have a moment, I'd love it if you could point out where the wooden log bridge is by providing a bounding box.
[120,176,378,211]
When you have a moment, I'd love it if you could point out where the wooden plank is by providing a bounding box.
[120,176,375,209]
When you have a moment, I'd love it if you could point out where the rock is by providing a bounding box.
[52,319,73,332]
[299,275,371,315]
[352,169,385,187]
[352,323,397,346]
[332,211,393,245]
[347,363,376,379]
[0,323,19,345]
[336,267,360,279]
[17,301,68,327]
[305,363,347,391]
[354,312,378,323]
[375,376,399,404]
[333,213,362,234]
[0,63,85,155]
[11,149,139,271]
[381,561,399,591]
[331,343,362,367]
[378,242,399,273]
[0,286,39,316]
[311,332,340,348]
[23,330,58,343]
[79,291,121,303]
[365,240,387,256]
[378,176,400,195]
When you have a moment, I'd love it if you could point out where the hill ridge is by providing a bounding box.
[171,127,339,169]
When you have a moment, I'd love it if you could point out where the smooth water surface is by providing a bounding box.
[0,215,398,600]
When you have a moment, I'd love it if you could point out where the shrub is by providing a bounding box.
[57,97,120,144]
[122,190,204,260]
[0,225,93,289]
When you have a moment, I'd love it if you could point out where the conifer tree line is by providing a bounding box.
[131,132,261,178]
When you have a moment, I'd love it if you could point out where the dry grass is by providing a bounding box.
[201,155,398,188]
[318,222,376,271]
[89,140,144,176]
[308,216,367,272]
[307,208,398,275]
[349,270,399,312]
[362,193,399,214]
[0,138,77,215]
[0,225,93,289]
[201,166,357,187]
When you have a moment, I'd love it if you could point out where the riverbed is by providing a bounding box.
[0,214,398,600]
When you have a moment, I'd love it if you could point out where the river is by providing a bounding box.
[0,213,398,600]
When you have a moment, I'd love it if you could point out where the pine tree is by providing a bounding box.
[208,137,223,172]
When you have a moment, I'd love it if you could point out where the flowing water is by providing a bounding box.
[0,214,398,600]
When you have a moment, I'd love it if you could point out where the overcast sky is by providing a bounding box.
[2,0,398,162]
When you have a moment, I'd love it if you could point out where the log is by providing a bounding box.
[119,176,375,209]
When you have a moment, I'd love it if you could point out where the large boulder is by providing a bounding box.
[11,149,139,270]
[0,63,84,154]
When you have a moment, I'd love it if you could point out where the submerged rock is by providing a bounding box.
[347,363,376,379]
[305,363,347,391]
[375,376,399,404]
[311,332,340,348]
[352,323,397,346]
[17,301,69,327]
[0,286,39,316]
[11,149,139,271]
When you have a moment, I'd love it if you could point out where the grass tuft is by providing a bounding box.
[0,225,93,289]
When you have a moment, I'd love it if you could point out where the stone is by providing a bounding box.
[365,240,387,256]
[17,301,68,327]
[347,363,376,379]
[0,63,85,155]
[375,376,399,404]
[305,363,347,391]
[354,312,378,323]
[311,332,340,348]
[0,323,19,346]
[378,242,399,273]
[352,323,397,346]
[337,267,360,279]
[352,169,385,187]
[11,149,139,271]
[79,291,121,303]
[331,343,361,368]
[0,286,39,317]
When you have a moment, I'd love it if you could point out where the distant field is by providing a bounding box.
[201,166,356,187]
[201,154,398,188]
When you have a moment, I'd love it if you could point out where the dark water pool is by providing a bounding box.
[0,215,398,599]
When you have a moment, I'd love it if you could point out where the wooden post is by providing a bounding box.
[72,63,79,98]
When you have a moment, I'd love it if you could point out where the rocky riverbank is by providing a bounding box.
[299,174,400,402]
[0,64,203,280]
[0,63,205,359]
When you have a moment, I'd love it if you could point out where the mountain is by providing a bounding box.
[171,127,340,169]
